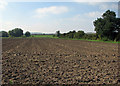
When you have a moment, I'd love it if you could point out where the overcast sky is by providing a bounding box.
[0,0,118,33]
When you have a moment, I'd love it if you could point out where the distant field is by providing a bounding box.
[0,35,57,39]
[32,35,55,38]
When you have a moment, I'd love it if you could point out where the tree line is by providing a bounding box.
[56,30,97,40]
[56,10,120,41]
[0,28,31,37]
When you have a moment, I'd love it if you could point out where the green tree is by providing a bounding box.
[67,30,76,38]
[8,28,23,37]
[8,30,14,37]
[93,10,119,41]
[84,33,97,40]
[0,31,9,37]
[56,30,60,37]
[74,30,85,39]
[25,31,31,37]
[114,18,120,41]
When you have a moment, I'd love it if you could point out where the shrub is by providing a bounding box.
[56,31,60,37]
[0,31,9,37]
[25,31,31,37]
[102,37,108,41]
[74,31,85,39]
[84,33,97,40]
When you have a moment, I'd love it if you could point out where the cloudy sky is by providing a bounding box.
[0,0,119,33]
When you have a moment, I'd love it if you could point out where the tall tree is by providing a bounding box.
[93,10,119,40]
[8,28,23,37]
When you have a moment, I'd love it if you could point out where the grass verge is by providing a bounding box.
[57,38,120,43]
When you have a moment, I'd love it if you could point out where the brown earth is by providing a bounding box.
[1,38,119,84]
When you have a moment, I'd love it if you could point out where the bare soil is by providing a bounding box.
[2,38,119,84]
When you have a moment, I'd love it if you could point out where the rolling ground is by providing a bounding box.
[2,38,119,84]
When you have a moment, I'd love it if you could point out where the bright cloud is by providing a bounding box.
[86,2,118,11]
[5,0,119,2]
[85,11,103,18]
[57,13,97,33]
[73,0,118,2]
[1,20,61,33]
[34,6,68,18]
[0,0,7,10]
[1,21,33,33]
[99,4,118,10]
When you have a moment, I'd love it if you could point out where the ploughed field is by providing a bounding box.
[2,38,119,84]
